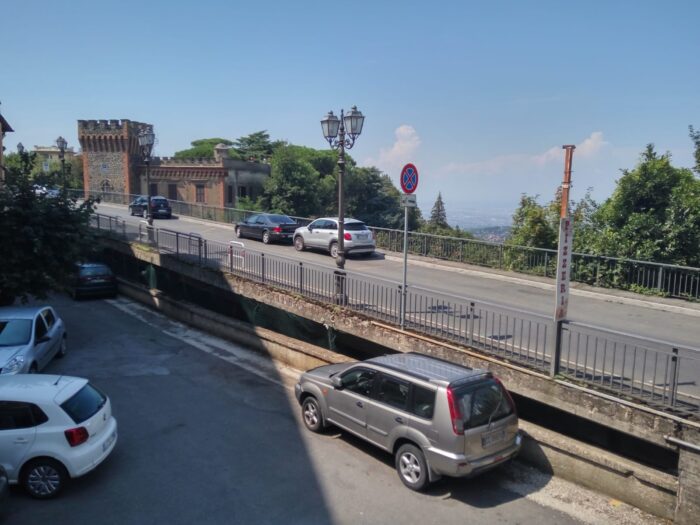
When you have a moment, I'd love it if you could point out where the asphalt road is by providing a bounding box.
[3,295,659,525]
[97,203,700,350]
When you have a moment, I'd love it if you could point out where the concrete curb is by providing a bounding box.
[116,278,677,520]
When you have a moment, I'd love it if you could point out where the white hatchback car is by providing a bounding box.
[0,374,118,498]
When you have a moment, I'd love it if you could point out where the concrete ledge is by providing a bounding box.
[519,421,677,520]
[116,277,678,520]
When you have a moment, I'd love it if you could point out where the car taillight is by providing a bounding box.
[273,226,282,233]
[64,427,89,447]
[344,233,352,241]
[446,387,464,435]
[494,377,517,416]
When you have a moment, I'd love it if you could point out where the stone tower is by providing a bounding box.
[77,119,150,195]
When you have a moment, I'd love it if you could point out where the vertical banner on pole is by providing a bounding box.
[554,217,574,322]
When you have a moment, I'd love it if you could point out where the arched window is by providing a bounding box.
[100,179,114,193]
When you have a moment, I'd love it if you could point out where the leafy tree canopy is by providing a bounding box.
[0,152,97,305]
[173,138,232,159]
[690,125,700,175]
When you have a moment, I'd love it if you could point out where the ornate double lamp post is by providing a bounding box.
[138,126,155,226]
[56,136,67,192]
[320,106,365,270]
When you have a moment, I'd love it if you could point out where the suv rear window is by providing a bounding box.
[61,384,107,424]
[345,222,368,231]
[80,265,112,277]
[454,379,513,430]
[151,198,168,205]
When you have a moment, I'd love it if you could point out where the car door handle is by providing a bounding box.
[14,438,29,444]
[356,401,364,408]
[395,417,404,424]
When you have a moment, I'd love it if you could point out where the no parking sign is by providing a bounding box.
[400,163,418,194]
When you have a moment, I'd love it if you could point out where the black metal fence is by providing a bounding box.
[92,213,700,417]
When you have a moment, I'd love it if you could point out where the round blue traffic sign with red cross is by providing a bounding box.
[400,163,419,194]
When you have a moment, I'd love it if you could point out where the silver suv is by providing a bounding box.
[295,353,521,491]
[293,218,375,258]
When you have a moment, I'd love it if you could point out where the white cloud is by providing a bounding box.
[446,131,608,174]
[366,125,421,171]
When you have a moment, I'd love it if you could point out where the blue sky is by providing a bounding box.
[2,0,698,223]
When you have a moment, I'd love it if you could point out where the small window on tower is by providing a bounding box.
[196,184,205,203]
[100,163,108,174]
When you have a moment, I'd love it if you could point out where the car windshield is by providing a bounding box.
[80,265,112,276]
[0,319,32,346]
[345,222,368,231]
[268,214,295,223]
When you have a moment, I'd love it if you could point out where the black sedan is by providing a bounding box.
[234,213,298,244]
[71,263,118,299]
[129,196,172,219]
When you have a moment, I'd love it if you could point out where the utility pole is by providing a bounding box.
[552,145,576,377]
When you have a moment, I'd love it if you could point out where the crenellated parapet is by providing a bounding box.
[77,119,150,154]
[152,156,224,166]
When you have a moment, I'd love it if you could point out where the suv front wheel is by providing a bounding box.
[302,397,325,433]
[294,236,305,252]
[395,443,429,491]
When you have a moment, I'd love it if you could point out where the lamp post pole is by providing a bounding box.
[321,106,365,304]
[56,136,67,193]
[138,126,155,226]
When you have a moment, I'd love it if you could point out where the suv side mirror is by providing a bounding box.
[331,376,343,389]
[307,225,313,232]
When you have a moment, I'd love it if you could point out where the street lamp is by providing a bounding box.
[138,126,155,226]
[321,105,365,270]
[56,136,67,192]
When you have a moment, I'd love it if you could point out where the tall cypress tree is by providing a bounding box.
[429,192,448,227]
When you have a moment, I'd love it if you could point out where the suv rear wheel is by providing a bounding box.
[294,236,305,251]
[395,443,429,491]
[262,230,271,244]
[329,242,339,259]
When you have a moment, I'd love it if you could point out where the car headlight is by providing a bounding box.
[1,355,26,374]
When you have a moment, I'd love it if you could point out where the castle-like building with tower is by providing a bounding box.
[78,119,270,208]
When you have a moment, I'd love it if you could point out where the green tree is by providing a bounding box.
[507,194,557,249]
[174,138,233,159]
[590,145,697,263]
[261,146,321,217]
[690,125,700,175]
[233,131,285,162]
[429,192,448,228]
[0,152,97,305]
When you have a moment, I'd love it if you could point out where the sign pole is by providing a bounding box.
[398,163,419,330]
[401,204,409,329]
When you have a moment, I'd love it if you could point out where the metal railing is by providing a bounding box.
[91,212,700,417]
[73,189,700,300]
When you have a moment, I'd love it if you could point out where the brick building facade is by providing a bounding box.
[78,119,270,207]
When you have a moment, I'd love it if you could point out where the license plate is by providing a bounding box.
[481,429,505,447]
[103,430,116,452]
[357,234,367,240]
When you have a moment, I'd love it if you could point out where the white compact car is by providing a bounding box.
[0,374,118,498]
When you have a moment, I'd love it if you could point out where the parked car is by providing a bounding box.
[235,213,298,244]
[0,465,8,509]
[128,195,172,219]
[71,263,117,300]
[0,306,67,374]
[293,217,375,258]
[0,374,118,498]
[295,352,521,491]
